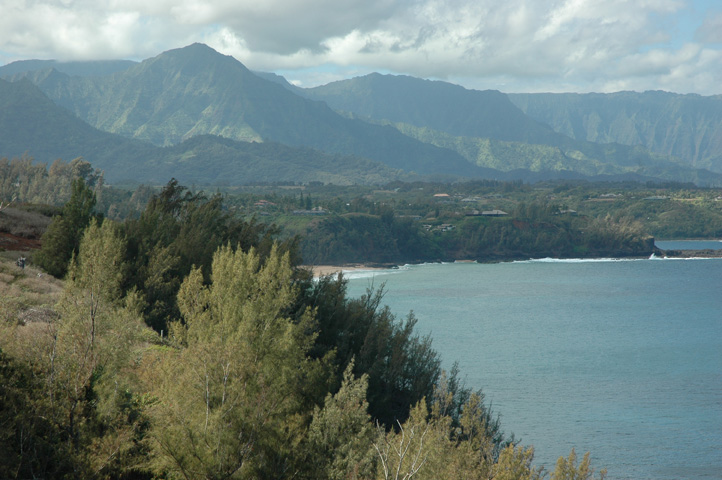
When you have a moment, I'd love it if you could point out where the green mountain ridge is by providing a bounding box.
[4,43,721,186]
[4,43,485,179]
[300,73,721,185]
[509,91,722,173]
[0,59,137,77]
[0,78,417,185]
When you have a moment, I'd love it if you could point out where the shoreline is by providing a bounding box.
[302,249,722,278]
[302,264,395,278]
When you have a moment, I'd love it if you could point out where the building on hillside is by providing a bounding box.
[481,209,508,217]
[293,206,328,216]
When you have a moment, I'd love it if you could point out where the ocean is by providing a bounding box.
[344,242,722,480]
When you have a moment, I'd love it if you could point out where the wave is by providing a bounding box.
[342,267,405,280]
[513,257,645,264]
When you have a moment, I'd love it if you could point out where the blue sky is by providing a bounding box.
[1,0,721,94]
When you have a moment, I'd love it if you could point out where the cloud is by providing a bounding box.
[0,0,720,94]
[696,12,722,43]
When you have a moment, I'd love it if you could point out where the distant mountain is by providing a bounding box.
[0,78,418,185]
[5,44,483,179]
[303,73,562,145]
[0,77,149,170]
[0,59,136,77]
[301,74,720,185]
[509,91,722,174]
[5,44,721,186]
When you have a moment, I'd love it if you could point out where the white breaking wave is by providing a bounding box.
[513,257,643,264]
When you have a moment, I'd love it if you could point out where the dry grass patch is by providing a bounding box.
[0,250,63,325]
[0,206,52,238]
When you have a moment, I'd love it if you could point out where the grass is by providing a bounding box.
[0,249,63,325]
[0,206,52,238]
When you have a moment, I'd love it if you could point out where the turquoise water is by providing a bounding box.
[656,239,722,250]
[345,258,722,480]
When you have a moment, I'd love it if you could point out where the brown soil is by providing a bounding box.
[0,232,42,251]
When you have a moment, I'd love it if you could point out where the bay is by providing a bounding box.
[345,258,722,480]
[656,239,722,251]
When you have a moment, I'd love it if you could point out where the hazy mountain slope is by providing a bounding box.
[303,73,562,145]
[0,78,417,185]
[0,59,137,77]
[7,44,482,179]
[0,77,149,169]
[388,120,722,186]
[301,74,718,184]
[509,91,722,173]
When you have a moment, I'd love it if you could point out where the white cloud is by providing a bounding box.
[696,12,722,43]
[0,0,720,94]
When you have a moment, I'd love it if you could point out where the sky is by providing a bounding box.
[1,0,721,94]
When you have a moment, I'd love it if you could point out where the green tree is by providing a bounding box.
[306,361,376,480]
[296,276,441,428]
[123,179,289,332]
[146,244,327,480]
[550,449,606,480]
[35,177,97,277]
[49,218,148,475]
[493,445,544,480]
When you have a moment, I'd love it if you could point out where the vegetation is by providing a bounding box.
[509,91,722,174]
[0,179,614,480]
[34,177,98,277]
[6,43,721,186]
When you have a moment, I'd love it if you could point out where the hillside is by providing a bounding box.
[0,77,151,170]
[4,43,722,186]
[0,59,137,77]
[509,91,722,173]
[4,44,485,179]
[0,78,416,185]
[302,74,722,185]
[303,73,562,145]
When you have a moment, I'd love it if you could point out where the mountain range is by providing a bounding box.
[0,77,423,185]
[508,91,722,173]
[2,43,721,186]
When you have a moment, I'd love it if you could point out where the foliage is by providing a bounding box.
[0,217,151,478]
[296,276,442,428]
[550,449,607,480]
[0,179,628,480]
[493,445,544,480]
[34,177,97,277]
[145,244,326,479]
[123,179,289,332]
[306,361,376,480]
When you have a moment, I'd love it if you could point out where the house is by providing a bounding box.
[293,207,328,216]
[481,210,508,217]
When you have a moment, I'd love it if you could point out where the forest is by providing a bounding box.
[0,160,619,479]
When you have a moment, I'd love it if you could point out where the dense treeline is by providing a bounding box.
[300,200,654,265]
[0,180,607,479]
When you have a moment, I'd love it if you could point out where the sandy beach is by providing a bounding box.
[302,264,389,278]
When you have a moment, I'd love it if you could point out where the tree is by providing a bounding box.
[306,361,376,480]
[123,179,290,332]
[49,218,148,475]
[0,218,150,477]
[145,244,327,480]
[550,449,607,480]
[295,276,441,428]
[493,445,544,480]
[35,177,97,277]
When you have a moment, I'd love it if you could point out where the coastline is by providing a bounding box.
[301,247,722,278]
[302,264,394,278]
